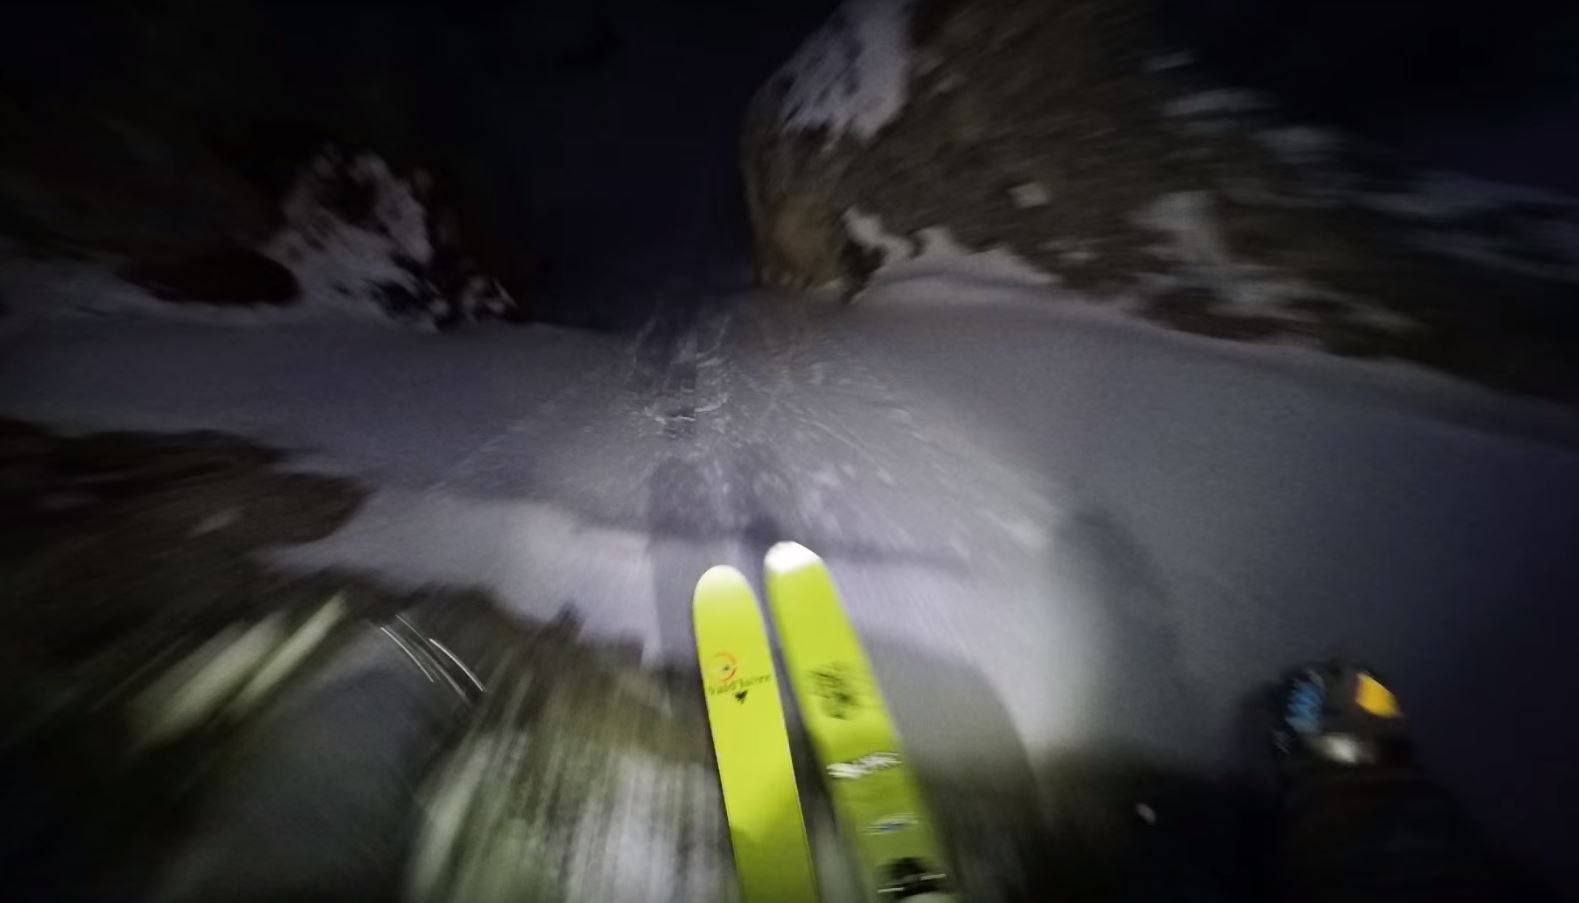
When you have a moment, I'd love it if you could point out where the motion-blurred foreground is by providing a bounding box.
[0,420,1055,901]
[3,0,1578,901]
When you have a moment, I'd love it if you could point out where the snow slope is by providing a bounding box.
[4,274,1578,892]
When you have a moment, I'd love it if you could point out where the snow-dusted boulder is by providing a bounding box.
[1,150,519,329]
[261,151,515,327]
[743,0,1579,395]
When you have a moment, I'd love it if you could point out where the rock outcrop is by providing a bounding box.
[743,0,1579,396]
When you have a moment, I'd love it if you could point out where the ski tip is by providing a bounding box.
[694,564,751,600]
[764,541,821,575]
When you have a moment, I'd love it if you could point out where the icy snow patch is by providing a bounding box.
[1345,304,1421,334]
[1357,171,1574,222]
[1256,127,1343,165]
[778,0,916,141]
[1408,231,1579,284]
[1347,171,1579,282]
[189,508,242,537]
[1136,192,1227,269]
[1042,238,1098,267]
[843,207,914,265]
[915,227,1052,286]
[1145,50,1197,73]
[1164,90,1272,118]
[1009,182,1052,208]
[844,209,1053,286]
[865,226,1053,293]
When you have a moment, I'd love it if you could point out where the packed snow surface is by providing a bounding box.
[4,271,1577,890]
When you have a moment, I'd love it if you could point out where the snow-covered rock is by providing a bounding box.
[264,151,517,328]
[742,0,1579,398]
[0,150,520,329]
[776,0,917,142]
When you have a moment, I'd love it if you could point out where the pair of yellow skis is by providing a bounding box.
[694,543,953,903]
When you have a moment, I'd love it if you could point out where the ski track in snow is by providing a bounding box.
[4,277,1579,888]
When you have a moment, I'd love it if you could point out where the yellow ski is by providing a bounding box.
[764,543,954,901]
[693,565,820,903]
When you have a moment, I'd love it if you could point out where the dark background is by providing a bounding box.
[1167,0,1579,192]
[3,0,1576,327]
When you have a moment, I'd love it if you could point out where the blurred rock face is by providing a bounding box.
[0,1,527,326]
[743,0,1579,397]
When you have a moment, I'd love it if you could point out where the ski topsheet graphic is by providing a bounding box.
[764,543,954,900]
[693,564,820,903]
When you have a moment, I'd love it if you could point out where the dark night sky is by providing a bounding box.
[489,1,839,323]
[1169,0,1579,191]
